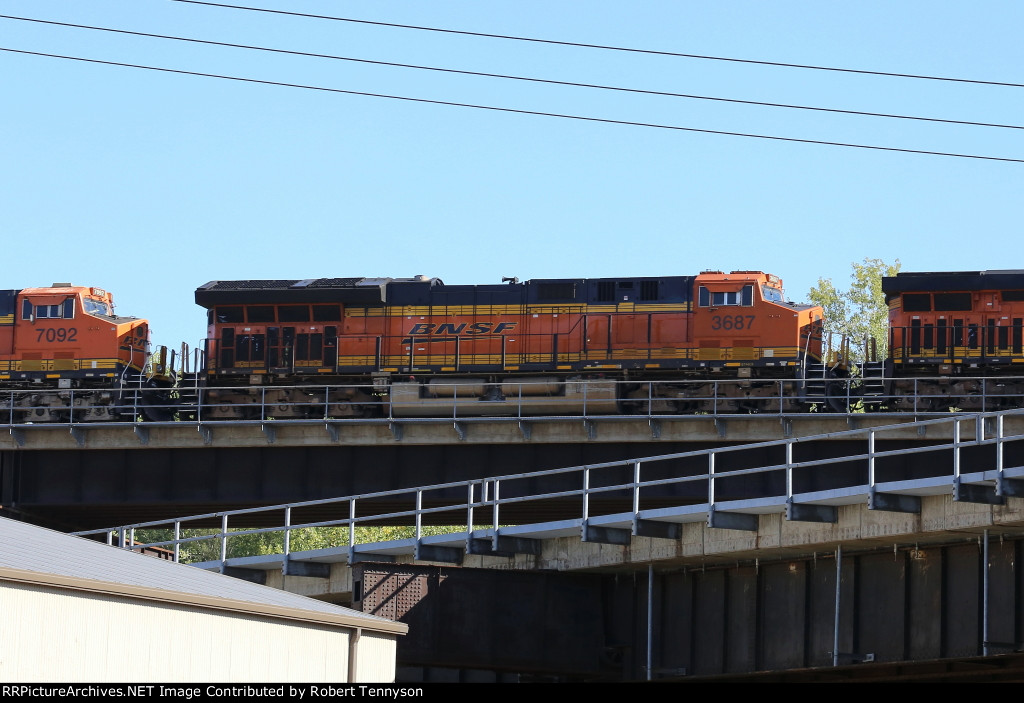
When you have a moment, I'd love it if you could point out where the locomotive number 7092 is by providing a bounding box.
[35,327,78,343]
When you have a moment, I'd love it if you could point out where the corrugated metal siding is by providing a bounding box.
[355,633,399,683]
[1,581,381,682]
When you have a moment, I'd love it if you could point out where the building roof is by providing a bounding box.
[0,516,406,636]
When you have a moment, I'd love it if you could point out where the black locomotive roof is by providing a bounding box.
[882,270,1024,293]
[195,277,440,306]
[196,274,696,308]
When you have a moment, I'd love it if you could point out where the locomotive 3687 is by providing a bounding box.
[193,271,830,418]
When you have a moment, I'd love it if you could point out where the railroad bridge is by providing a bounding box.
[6,408,1024,681]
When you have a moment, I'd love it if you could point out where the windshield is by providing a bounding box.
[84,298,113,316]
[761,285,784,303]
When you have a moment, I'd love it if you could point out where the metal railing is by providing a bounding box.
[5,376,1024,429]
[74,408,1024,569]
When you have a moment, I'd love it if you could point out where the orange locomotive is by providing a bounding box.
[880,270,1024,411]
[194,271,828,418]
[0,284,164,421]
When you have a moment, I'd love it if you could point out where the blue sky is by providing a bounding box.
[2,1,1021,352]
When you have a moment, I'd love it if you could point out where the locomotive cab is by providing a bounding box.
[3,285,150,385]
[691,271,823,375]
[0,285,158,422]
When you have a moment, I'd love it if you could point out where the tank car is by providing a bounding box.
[880,270,1024,411]
[0,284,167,422]
[194,271,830,418]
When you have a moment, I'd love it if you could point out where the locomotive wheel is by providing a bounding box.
[825,382,850,413]
[140,388,175,422]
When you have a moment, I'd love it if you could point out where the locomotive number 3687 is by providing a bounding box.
[710,315,755,331]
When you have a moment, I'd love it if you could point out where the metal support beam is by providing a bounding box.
[518,421,532,440]
[786,500,838,523]
[955,482,1004,505]
[453,422,466,441]
[997,477,1024,498]
[70,427,86,447]
[707,508,758,531]
[649,419,661,440]
[869,492,922,513]
[468,536,542,556]
[198,424,212,445]
[634,519,681,540]
[9,428,24,447]
[584,419,597,440]
[133,426,149,446]
[415,544,464,564]
[582,523,631,545]
[714,419,727,438]
[325,423,339,442]
[389,422,403,441]
[350,551,396,564]
[283,559,331,578]
[261,424,276,444]
[221,566,267,584]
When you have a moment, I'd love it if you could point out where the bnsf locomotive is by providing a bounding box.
[880,270,1024,411]
[193,271,828,418]
[0,284,168,422]
[6,269,1023,423]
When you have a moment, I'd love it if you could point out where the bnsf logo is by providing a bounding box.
[408,322,518,335]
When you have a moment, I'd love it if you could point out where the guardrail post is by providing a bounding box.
[708,452,716,509]
[582,466,590,522]
[283,506,291,560]
[492,480,501,537]
[173,521,180,563]
[348,499,357,563]
[415,490,423,543]
[219,514,229,572]
[632,461,642,516]
[953,418,961,495]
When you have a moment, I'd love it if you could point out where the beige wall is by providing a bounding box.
[3,581,397,683]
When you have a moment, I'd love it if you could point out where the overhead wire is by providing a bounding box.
[1,14,1020,132]
[2,46,1021,164]
[171,0,1024,89]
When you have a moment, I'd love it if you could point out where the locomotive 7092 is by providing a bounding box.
[193,270,829,418]
[0,284,168,422]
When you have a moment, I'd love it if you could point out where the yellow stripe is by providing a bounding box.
[5,358,121,372]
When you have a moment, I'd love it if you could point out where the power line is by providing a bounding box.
[3,14,1020,132]
[171,0,1024,89]
[2,47,1020,164]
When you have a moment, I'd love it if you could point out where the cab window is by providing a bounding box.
[698,285,753,307]
[22,298,74,319]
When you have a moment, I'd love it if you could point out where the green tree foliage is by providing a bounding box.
[808,258,901,361]
[133,524,479,563]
